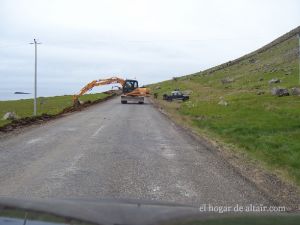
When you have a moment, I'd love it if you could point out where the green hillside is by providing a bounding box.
[149,27,300,185]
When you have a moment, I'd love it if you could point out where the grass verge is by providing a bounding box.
[0,92,110,128]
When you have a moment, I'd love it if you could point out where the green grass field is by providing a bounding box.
[149,34,300,185]
[0,92,110,127]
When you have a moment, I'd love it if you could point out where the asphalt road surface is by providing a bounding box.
[0,97,271,206]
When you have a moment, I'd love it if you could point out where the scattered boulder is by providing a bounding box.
[155,86,161,90]
[271,87,289,97]
[218,97,228,106]
[258,77,264,81]
[290,87,300,96]
[268,78,281,84]
[221,77,235,84]
[285,71,291,75]
[79,100,84,105]
[2,112,18,120]
[270,68,278,73]
[218,99,228,106]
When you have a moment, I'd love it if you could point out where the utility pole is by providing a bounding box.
[30,39,41,116]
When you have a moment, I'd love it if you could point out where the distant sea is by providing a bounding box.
[0,92,33,101]
[0,91,68,101]
[0,86,112,101]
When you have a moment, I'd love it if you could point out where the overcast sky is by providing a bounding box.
[0,0,299,99]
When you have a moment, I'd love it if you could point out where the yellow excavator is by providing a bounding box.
[73,77,150,105]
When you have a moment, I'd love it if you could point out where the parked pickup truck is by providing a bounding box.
[163,90,189,101]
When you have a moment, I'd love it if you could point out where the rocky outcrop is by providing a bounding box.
[271,88,289,97]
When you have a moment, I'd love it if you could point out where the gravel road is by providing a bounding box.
[0,97,271,207]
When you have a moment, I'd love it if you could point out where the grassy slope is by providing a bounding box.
[149,33,300,185]
[0,92,109,127]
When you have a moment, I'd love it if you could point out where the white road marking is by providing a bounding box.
[50,154,84,179]
[91,125,105,137]
[48,153,84,192]
[27,138,42,144]
[66,153,84,173]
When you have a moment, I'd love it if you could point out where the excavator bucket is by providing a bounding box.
[73,95,81,108]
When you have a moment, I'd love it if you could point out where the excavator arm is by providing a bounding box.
[72,77,125,104]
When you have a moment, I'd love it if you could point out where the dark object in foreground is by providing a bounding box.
[163,90,189,101]
[0,197,299,225]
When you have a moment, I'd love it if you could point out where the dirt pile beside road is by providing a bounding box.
[0,92,117,133]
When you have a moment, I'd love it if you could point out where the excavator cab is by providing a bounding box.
[122,79,139,94]
[121,79,144,104]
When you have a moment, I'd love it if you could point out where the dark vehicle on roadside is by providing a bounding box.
[163,90,189,101]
